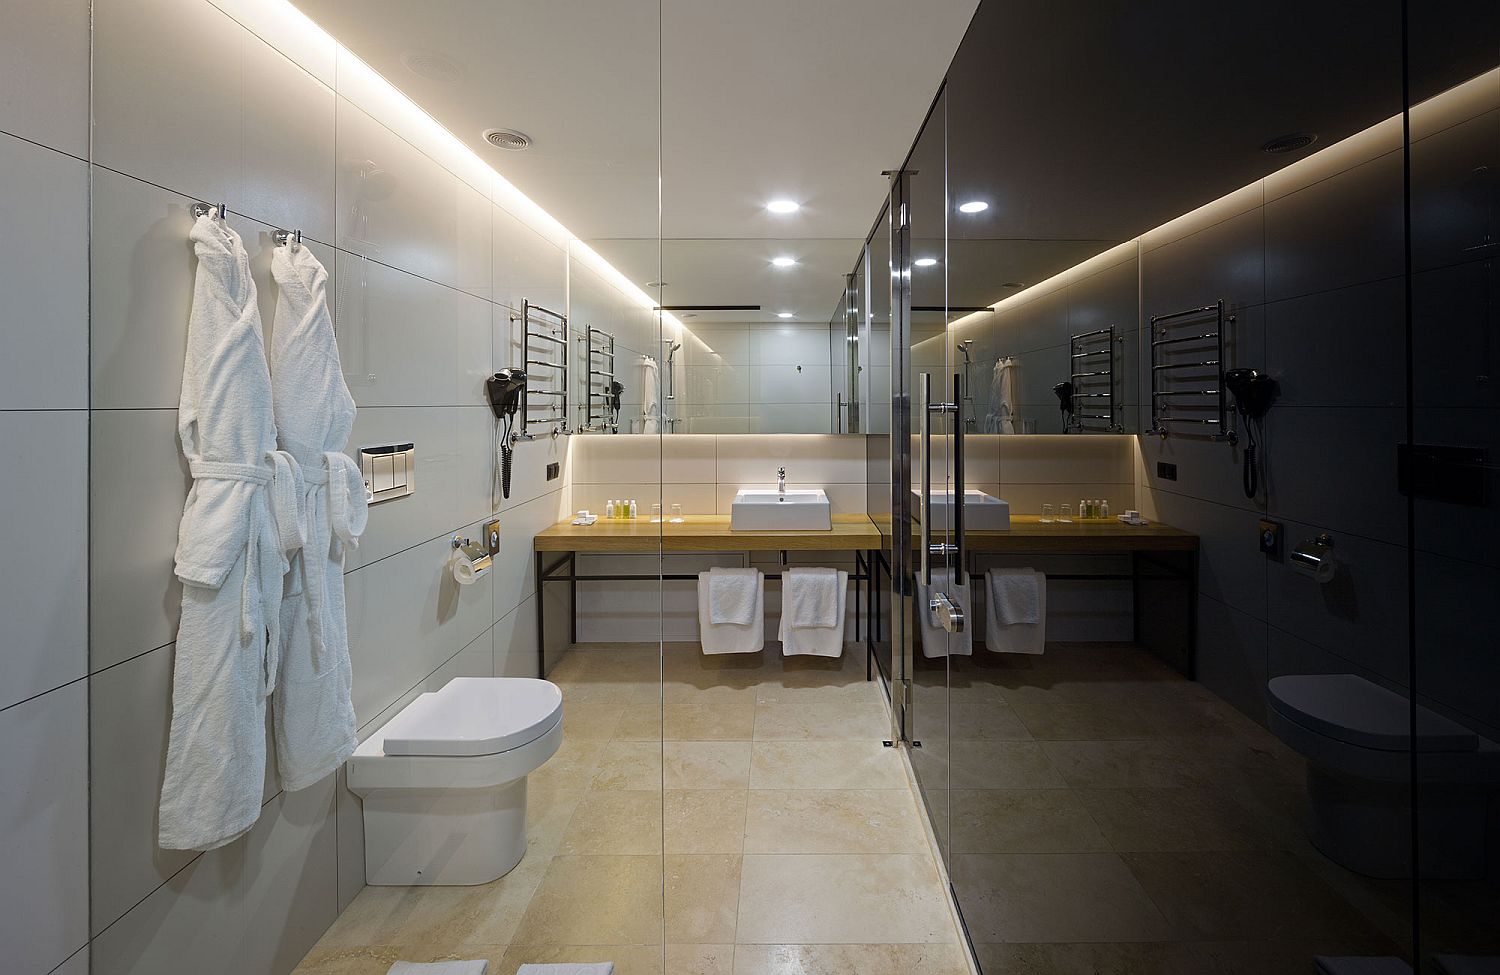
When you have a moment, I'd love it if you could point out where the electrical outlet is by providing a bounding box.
[1157,461,1178,481]
[546,462,560,481]
[1258,519,1282,559]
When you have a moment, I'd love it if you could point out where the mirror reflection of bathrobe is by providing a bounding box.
[269,242,367,792]
[159,215,305,852]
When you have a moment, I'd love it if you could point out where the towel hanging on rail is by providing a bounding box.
[640,355,660,434]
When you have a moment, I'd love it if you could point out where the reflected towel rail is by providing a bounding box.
[1068,325,1120,432]
[522,298,570,433]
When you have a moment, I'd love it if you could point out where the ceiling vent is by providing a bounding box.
[1261,133,1317,155]
[483,128,533,152]
[400,51,465,84]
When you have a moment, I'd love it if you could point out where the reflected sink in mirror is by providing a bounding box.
[910,489,1011,530]
[730,488,832,531]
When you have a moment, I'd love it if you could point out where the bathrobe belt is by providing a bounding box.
[188,450,305,694]
[295,452,368,672]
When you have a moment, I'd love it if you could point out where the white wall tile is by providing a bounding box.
[752,324,834,365]
[343,406,493,572]
[88,645,196,936]
[492,203,567,315]
[752,402,838,434]
[90,409,188,671]
[206,0,337,86]
[716,434,865,484]
[334,254,492,408]
[0,137,87,410]
[570,433,718,485]
[335,98,463,289]
[750,364,833,403]
[344,525,494,727]
[492,490,569,621]
[0,412,87,709]
[235,779,338,975]
[994,435,1134,485]
[240,35,336,245]
[0,682,88,975]
[93,0,244,204]
[571,482,716,518]
[494,597,542,679]
[0,0,90,157]
[52,945,89,975]
[333,766,364,913]
[90,171,291,410]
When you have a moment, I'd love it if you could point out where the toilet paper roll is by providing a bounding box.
[450,549,491,586]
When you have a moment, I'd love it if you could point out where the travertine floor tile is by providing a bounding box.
[511,855,664,945]
[733,943,970,975]
[949,852,1173,943]
[748,741,907,790]
[666,854,742,944]
[666,790,749,854]
[736,854,952,944]
[949,788,1110,854]
[591,740,665,791]
[1075,787,1282,852]
[668,942,734,975]
[742,789,924,855]
[620,702,757,741]
[665,741,753,790]
[314,851,550,947]
[559,790,664,855]
[949,740,1066,790]
[497,943,664,975]
[1039,739,1203,789]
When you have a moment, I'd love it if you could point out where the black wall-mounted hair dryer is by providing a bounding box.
[1053,381,1075,432]
[1224,368,1276,499]
[486,369,527,502]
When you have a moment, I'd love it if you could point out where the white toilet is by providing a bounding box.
[348,677,563,886]
[1267,673,1500,879]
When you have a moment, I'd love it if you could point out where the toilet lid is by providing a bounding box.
[381,678,563,757]
[1268,674,1476,753]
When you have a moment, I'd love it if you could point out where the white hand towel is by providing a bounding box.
[269,241,367,792]
[707,566,760,625]
[516,964,614,975]
[387,961,489,975]
[783,566,840,628]
[988,566,1041,624]
[779,569,848,657]
[697,573,765,654]
[160,213,304,852]
[916,568,973,657]
[985,569,1047,655]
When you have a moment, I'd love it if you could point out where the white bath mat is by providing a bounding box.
[516,964,614,974]
[387,962,487,975]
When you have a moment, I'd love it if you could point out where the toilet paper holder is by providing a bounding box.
[450,534,493,581]
[1290,532,1337,583]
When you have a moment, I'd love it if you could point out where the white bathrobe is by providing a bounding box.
[984,357,1017,434]
[159,215,305,851]
[269,242,368,791]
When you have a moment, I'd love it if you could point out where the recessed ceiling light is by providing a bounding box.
[402,50,466,84]
[914,257,938,267]
[771,256,797,268]
[766,200,800,214]
[777,311,795,319]
[957,200,989,213]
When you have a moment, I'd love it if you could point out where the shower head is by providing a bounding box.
[956,340,974,364]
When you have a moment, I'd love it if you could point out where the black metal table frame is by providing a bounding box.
[534,549,880,678]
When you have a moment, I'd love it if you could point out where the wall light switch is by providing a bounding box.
[546,462,561,481]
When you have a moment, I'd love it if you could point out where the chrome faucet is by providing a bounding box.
[777,466,787,498]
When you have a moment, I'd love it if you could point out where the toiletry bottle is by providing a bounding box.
[1101,499,1110,519]
[630,499,639,519]
[1080,499,1088,519]
[605,499,615,520]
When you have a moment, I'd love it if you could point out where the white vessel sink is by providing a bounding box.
[731,488,832,531]
[910,489,1011,531]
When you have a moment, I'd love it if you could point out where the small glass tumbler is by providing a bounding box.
[1059,504,1073,523]
[650,502,663,524]
[1040,503,1054,524]
[669,503,685,523]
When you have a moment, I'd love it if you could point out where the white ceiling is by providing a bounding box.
[292,0,978,323]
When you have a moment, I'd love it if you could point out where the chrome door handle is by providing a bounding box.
[952,370,964,583]
[920,372,932,584]
[930,590,965,633]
